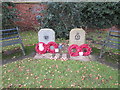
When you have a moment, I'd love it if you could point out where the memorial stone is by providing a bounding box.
[69,28,85,46]
[38,28,55,44]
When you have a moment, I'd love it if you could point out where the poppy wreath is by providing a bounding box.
[47,41,59,53]
[68,44,80,56]
[79,44,92,56]
[35,42,47,54]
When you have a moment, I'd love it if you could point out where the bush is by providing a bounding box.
[39,2,120,39]
[2,2,19,29]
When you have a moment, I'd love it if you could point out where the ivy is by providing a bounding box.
[2,2,19,29]
[40,2,120,39]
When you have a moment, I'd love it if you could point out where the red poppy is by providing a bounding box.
[47,42,58,53]
[79,44,92,56]
[68,44,79,56]
[35,42,47,54]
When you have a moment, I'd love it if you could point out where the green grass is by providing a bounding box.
[2,31,38,60]
[86,30,120,54]
[2,30,119,64]
[85,30,119,64]
[2,31,69,60]
[2,31,38,51]
[2,58,118,88]
[91,47,119,64]
[1,30,119,88]
[2,45,35,60]
[20,31,38,45]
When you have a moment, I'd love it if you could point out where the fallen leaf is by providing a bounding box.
[19,84,22,88]
[76,70,79,73]
[109,76,113,79]
[95,77,99,80]
[40,85,44,88]
[26,77,29,79]
[56,65,58,68]
[50,85,52,87]
[101,79,105,83]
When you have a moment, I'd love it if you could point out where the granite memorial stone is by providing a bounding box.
[69,28,85,46]
[38,28,55,44]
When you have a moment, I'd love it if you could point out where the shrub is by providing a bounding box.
[40,2,120,39]
[2,2,19,29]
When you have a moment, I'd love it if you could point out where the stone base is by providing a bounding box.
[70,55,96,61]
[60,53,68,60]
[33,53,53,59]
[34,53,96,62]
[52,53,61,60]
[33,53,68,60]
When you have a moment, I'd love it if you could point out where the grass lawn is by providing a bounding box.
[1,30,119,88]
[2,31,38,60]
[2,58,118,88]
[2,30,119,64]
[86,30,119,64]
[2,31,69,60]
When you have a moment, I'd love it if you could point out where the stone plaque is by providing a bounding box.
[69,28,85,46]
[38,28,55,44]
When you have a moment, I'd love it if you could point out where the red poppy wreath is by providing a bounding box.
[35,42,47,54]
[79,44,92,56]
[47,41,59,53]
[68,44,80,56]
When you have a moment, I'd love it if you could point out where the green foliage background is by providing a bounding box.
[40,2,120,39]
[2,2,19,29]
[2,2,120,39]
